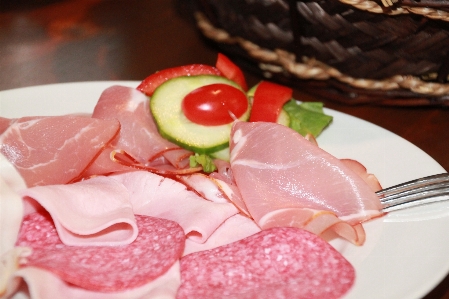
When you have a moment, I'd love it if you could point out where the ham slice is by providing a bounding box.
[153,148,192,169]
[0,117,15,135]
[80,146,135,178]
[177,173,230,204]
[183,214,261,256]
[0,115,120,187]
[87,85,199,176]
[20,176,138,246]
[229,121,383,245]
[178,173,250,216]
[340,159,382,192]
[110,171,239,244]
[91,86,181,164]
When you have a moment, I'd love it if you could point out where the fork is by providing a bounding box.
[377,173,449,212]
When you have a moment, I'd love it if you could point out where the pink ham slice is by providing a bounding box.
[0,115,120,187]
[229,121,383,245]
[86,85,200,176]
[0,117,16,135]
[16,212,185,293]
[81,147,203,179]
[178,173,250,217]
[20,176,138,246]
[79,146,135,178]
[183,214,261,256]
[340,158,382,192]
[110,171,239,244]
[152,148,193,169]
[91,85,193,166]
[177,173,231,204]
[178,227,355,299]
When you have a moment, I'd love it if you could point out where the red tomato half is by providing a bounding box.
[137,64,222,96]
[182,84,248,126]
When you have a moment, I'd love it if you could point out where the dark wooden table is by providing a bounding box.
[1,1,448,298]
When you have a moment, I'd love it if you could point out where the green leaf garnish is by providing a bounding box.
[189,153,217,173]
[283,100,333,137]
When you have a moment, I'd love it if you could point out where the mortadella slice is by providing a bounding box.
[229,121,383,245]
[0,115,120,187]
[178,227,355,299]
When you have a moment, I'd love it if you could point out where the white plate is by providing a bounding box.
[1,81,448,299]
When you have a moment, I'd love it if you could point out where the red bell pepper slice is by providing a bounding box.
[215,53,248,91]
[137,64,222,96]
[249,81,293,123]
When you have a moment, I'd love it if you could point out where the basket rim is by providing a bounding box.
[339,0,449,21]
[195,11,449,100]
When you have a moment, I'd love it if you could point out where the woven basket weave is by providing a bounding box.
[192,0,449,106]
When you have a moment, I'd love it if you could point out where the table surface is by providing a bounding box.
[1,1,448,298]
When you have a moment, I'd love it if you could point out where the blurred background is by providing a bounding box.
[0,0,223,90]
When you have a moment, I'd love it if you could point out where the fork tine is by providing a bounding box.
[378,181,449,202]
[376,173,449,197]
[380,187,449,212]
[376,173,449,212]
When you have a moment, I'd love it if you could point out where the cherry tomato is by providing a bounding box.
[249,81,293,122]
[182,83,248,126]
[137,64,222,96]
[216,53,248,91]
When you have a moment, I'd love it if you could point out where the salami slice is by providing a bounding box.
[16,212,185,292]
[177,227,355,299]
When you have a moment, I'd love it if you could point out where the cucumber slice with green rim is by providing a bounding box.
[150,75,250,154]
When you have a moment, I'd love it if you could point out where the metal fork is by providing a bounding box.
[377,173,449,212]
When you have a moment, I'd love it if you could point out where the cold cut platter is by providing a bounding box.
[1,80,449,299]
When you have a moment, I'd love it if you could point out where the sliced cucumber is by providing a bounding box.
[150,75,250,154]
[210,146,230,161]
[277,109,290,127]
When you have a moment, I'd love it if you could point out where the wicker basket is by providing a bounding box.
[191,0,449,106]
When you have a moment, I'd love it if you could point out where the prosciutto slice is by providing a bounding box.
[0,117,15,135]
[229,121,383,245]
[0,115,120,187]
[91,86,182,164]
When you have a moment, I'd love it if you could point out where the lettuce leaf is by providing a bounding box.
[283,101,333,137]
[189,153,217,173]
